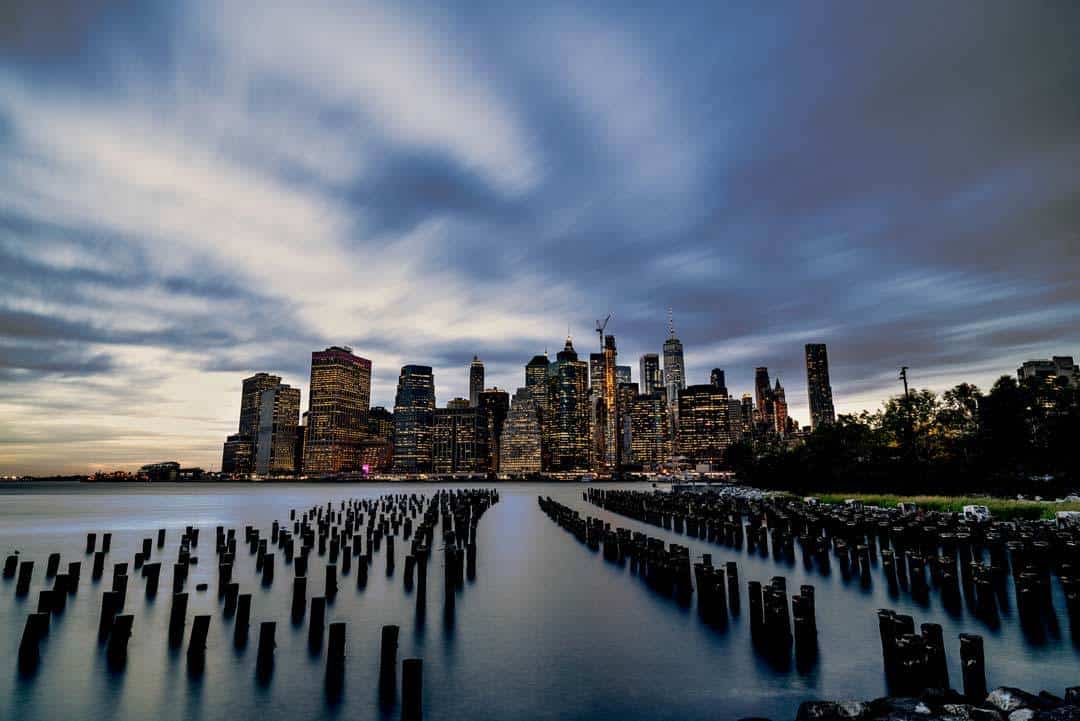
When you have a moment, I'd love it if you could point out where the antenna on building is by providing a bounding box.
[667,307,675,338]
[595,313,612,352]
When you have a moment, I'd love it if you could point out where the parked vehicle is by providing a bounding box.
[962,505,991,522]
[1056,511,1080,529]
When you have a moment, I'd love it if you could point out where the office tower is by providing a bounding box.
[589,353,605,392]
[772,379,788,437]
[498,387,543,474]
[677,384,732,465]
[447,397,471,409]
[754,366,775,430]
[432,406,490,473]
[469,356,485,407]
[392,365,436,473]
[710,368,727,396]
[728,398,744,440]
[616,365,632,385]
[631,390,669,468]
[240,372,282,439]
[663,312,686,421]
[549,336,589,471]
[639,353,662,395]
[303,347,372,474]
[479,388,510,471]
[221,434,254,475]
[599,335,619,469]
[617,382,638,466]
[357,438,393,473]
[1017,356,1080,387]
[526,353,552,470]
[294,415,306,475]
[740,393,754,431]
[255,384,301,475]
[367,406,394,440]
[805,343,836,429]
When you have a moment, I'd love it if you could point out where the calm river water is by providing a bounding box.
[1,482,1077,721]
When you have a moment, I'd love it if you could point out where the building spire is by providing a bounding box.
[667,307,675,339]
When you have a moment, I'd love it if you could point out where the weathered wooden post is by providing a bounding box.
[402,658,423,721]
[921,623,948,690]
[168,592,188,647]
[86,533,97,554]
[257,621,276,676]
[380,625,399,698]
[292,576,307,620]
[235,593,252,647]
[102,533,112,553]
[188,615,210,662]
[959,633,986,702]
[309,596,326,649]
[106,614,134,667]
[325,564,338,598]
[46,553,61,577]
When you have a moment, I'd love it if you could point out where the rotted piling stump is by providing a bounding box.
[157,529,166,548]
[224,583,239,616]
[92,552,106,580]
[921,623,949,690]
[168,592,188,647]
[19,613,50,668]
[402,658,423,721]
[959,633,986,703]
[46,553,61,577]
[67,562,81,594]
[102,533,112,553]
[327,622,346,669]
[325,565,338,598]
[292,576,307,618]
[107,614,134,665]
[142,538,152,560]
[86,533,97,554]
[295,555,308,578]
[99,590,122,637]
[386,536,395,575]
[309,597,326,649]
[143,563,161,597]
[188,615,210,659]
[257,621,276,672]
[262,553,275,586]
[3,554,18,579]
[380,625,400,696]
[173,563,187,594]
[235,593,252,647]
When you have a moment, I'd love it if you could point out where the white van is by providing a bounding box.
[1056,511,1080,529]
[962,505,991,522]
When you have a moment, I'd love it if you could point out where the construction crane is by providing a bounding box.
[595,313,612,351]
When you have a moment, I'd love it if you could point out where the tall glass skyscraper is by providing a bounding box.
[805,343,836,429]
[677,384,732,465]
[255,384,301,475]
[639,353,662,395]
[469,355,485,407]
[499,387,543,474]
[392,364,436,473]
[549,337,589,471]
[303,347,371,474]
[663,314,685,423]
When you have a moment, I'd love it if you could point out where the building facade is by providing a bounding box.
[432,406,490,473]
[678,384,732,465]
[498,387,543,474]
[469,356,485,407]
[639,353,662,395]
[805,343,836,429]
[303,347,372,475]
[1018,356,1079,387]
[663,319,686,423]
[256,384,301,475]
[221,434,254,475]
[631,390,669,467]
[392,365,436,473]
[478,388,510,471]
[549,337,590,471]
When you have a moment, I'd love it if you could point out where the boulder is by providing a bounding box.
[987,689,1046,714]
[796,701,869,721]
[1033,707,1080,721]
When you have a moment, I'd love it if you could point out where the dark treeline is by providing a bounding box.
[727,375,1080,497]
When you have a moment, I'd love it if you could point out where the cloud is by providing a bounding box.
[0,0,1077,473]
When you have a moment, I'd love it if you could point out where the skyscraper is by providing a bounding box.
[303,347,372,475]
[754,366,774,430]
[525,353,552,469]
[639,353,662,395]
[498,387,543,474]
[710,368,727,396]
[221,434,254,475]
[772,378,788,436]
[600,334,618,469]
[469,355,485,407]
[432,405,489,473]
[805,343,836,429]
[478,387,510,471]
[615,365,632,385]
[221,371,282,474]
[663,312,686,422]
[392,365,436,473]
[549,336,589,471]
[616,381,638,466]
[255,384,301,475]
[677,384,732,465]
[631,390,669,468]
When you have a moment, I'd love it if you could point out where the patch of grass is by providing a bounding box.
[805,493,1080,521]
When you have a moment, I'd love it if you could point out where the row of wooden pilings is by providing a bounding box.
[6,488,500,720]
[877,608,988,703]
[537,495,818,669]
[585,488,1080,635]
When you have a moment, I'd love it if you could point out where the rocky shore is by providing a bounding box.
[782,687,1080,721]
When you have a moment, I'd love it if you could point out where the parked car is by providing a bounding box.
[1056,511,1080,529]
[962,505,991,522]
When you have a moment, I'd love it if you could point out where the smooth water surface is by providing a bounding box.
[1,482,1077,721]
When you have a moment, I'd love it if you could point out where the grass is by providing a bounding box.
[804,493,1080,521]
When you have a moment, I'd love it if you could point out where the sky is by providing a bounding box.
[1,1,1078,474]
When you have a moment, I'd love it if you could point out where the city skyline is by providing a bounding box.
[2,2,1079,474]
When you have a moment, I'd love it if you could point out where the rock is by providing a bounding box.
[1065,690,1080,706]
[988,689,1045,714]
[796,701,868,721]
[924,690,969,708]
[1033,707,1080,721]
[1010,711,1036,721]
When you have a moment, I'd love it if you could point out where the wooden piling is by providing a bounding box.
[188,615,210,658]
[168,592,188,647]
[402,658,423,721]
[46,553,61,577]
[959,633,986,702]
[309,596,326,649]
[86,533,97,554]
[235,593,252,647]
[380,624,399,695]
[257,621,276,671]
[106,614,134,665]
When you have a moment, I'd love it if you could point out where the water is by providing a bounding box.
[1,482,1077,721]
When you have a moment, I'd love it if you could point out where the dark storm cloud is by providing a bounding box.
[0,0,1077,472]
